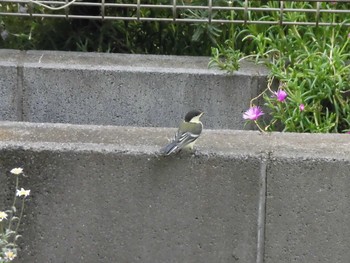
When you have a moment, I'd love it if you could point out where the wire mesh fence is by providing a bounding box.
[0,0,350,26]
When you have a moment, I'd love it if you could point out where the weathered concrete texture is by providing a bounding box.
[3,151,261,263]
[265,157,350,263]
[0,122,263,263]
[0,58,20,121]
[0,49,269,129]
[1,122,350,263]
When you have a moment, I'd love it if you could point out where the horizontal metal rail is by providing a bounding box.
[1,0,350,26]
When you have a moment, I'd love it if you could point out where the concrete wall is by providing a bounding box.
[0,50,269,129]
[1,50,349,262]
[0,122,350,263]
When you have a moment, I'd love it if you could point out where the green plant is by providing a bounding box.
[210,1,350,133]
[0,0,224,55]
[261,27,350,133]
[0,168,30,262]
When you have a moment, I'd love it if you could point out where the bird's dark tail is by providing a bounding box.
[160,141,179,156]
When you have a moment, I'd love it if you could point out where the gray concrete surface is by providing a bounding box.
[265,158,350,263]
[1,122,350,262]
[0,122,263,263]
[0,62,20,121]
[0,50,269,129]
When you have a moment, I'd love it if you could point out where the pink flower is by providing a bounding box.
[243,106,264,121]
[275,89,288,102]
[347,131,350,134]
[348,32,350,39]
[299,104,305,111]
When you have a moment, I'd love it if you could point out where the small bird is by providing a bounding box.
[160,110,204,155]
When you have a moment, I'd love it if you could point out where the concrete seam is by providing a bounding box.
[256,153,268,263]
[16,51,26,121]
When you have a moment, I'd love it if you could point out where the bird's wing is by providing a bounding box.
[160,121,202,155]
[173,121,202,147]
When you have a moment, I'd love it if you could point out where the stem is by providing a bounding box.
[339,34,350,55]
[249,88,268,108]
[329,30,334,62]
[14,198,26,237]
[254,121,266,133]
[8,176,19,230]
[249,75,275,107]
[238,54,258,62]
[264,119,277,131]
[228,0,235,50]
[314,111,319,128]
[11,177,19,209]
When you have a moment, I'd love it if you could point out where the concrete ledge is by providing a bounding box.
[0,50,269,129]
[1,122,350,262]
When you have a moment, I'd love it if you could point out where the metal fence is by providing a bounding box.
[1,0,350,26]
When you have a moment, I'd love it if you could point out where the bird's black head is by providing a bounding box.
[184,110,204,122]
